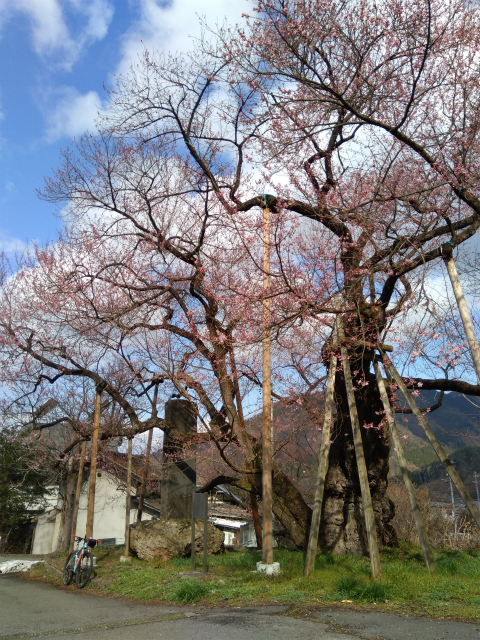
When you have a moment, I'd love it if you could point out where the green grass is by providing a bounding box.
[28,544,480,620]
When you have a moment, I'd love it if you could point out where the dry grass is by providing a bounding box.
[388,480,480,551]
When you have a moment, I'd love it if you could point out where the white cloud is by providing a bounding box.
[5,181,15,193]
[45,87,104,141]
[117,0,251,77]
[42,0,252,141]
[67,0,113,41]
[0,0,114,70]
[0,232,28,254]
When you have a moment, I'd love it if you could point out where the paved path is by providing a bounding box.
[0,573,479,640]
[0,555,44,563]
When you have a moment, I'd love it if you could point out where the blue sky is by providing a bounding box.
[0,0,249,254]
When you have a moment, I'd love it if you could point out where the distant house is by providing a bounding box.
[207,485,260,548]
[208,485,249,547]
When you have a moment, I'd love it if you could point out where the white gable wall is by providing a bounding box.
[32,469,157,553]
[74,470,140,546]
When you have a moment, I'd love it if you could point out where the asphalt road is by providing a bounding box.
[0,572,479,640]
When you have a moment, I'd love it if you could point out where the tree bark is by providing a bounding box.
[340,336,381,579]
[55,468,77,552]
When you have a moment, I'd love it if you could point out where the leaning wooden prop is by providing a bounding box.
[305,324,438,577]
[379,348,480,531]
[305,317,382,580]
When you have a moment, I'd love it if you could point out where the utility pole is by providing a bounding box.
[444,473,457,541]
[474,471,480,506]
[261,200,273,567]
[85,389,102,540]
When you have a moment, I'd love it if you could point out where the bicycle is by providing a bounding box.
[62,536,99,589]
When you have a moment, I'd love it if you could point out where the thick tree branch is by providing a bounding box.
[405,378,480,396]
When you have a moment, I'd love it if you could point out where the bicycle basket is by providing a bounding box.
[87,539,97,548]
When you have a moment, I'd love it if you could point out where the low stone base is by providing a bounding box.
[119,555,132,563]
[256,561,281,576]
[44,554,64,578]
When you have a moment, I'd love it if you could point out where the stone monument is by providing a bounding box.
[161,399,197,519]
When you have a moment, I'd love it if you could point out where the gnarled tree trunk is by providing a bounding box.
[319,367,397,554]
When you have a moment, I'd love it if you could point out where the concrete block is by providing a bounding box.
[256,561,281,576]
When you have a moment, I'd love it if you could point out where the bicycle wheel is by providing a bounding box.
[75,550,93,589]
[62,553,75,585]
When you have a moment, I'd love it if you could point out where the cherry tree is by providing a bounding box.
[3,0,480,556]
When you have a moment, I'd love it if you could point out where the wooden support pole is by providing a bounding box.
[248,479,262,549]
[304,351,337,576]
[338,319,381,580]
[442,245,480,382]
[85,389,102,540]
[69,440,86,554]
[137,428,153,523]
[203,491,208,577]
[384,353,480,529]
[262,203,273,565]
[373,362,435,571]
[137,381,159,523]
[124,437,133,557]
[191,488,196,572]
[230,350,263,548]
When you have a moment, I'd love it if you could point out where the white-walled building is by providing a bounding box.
[32,467,160,554]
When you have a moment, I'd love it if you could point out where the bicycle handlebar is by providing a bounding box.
[73,536,102,544]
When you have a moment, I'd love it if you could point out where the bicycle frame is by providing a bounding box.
[71,536,99,575]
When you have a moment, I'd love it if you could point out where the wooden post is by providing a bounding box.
[442,244,480,382]
[203,491,208,577]
[338,319,381,580]
[262,203,273,565]
[384,353,480,529]
[191,488,196,572]
[124,437,133,557]
[137,428,153,523]
[85,389,101,540]
[69,440,86,554]
[373,362,435,571]
[230,350,263,548]
[304,351,337,576]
